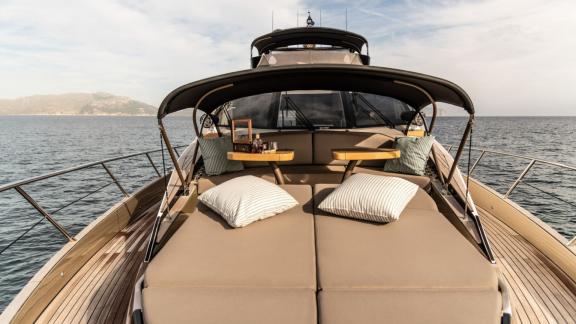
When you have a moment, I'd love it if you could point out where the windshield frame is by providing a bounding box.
[213,89,418,131]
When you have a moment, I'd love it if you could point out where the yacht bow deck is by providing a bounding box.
[479,207,576,324]
[34,203,157,324]
[26,195,576,324]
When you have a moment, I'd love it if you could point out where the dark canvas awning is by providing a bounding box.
[251,27,368,55]
[157,64,474,119]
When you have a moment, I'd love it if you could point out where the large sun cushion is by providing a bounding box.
[318,174,418,223]
[143,185,316,323]
[198,135,243,175]
[313,184,501,324]
[384,135,435,176]
[198,176,298,228]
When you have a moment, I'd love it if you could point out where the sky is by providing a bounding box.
[1,0,575,116]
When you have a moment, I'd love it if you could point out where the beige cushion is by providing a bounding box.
[198,176,298,228]
[313,131,394,166]
[284,165,431,188]
[314,184,497,289]
[318,289,502,324]
[197,165,430,193]
[145,185,316,289]
[143,287,316,324]
[318,174,419,223]
[197,168,274,193]
[314,183,500,323]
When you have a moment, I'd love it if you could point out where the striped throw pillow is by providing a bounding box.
[318,174,418,223]
[384,135,435,176]
[198,176,299,228]
[198,135,243,176]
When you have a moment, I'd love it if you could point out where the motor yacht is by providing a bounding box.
[1,26,575,324]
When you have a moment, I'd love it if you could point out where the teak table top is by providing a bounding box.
[227,150,294,162]
[331,148,401,161]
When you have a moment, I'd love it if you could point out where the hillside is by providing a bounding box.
[0,93,157,116]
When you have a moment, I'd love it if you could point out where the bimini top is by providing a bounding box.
[157,64,474,119]
[251,27,369,55]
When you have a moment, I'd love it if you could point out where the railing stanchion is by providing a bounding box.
[101,163,129,197]
[469,150,486,174]
[174,147,180,157]
[14,186,75,242]
[505,160,536,198]
[145,153,161,177]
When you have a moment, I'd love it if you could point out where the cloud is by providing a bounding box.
[0,0,302,105]
[326,0,576,115]
[0,0,575,115]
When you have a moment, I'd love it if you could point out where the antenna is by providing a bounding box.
[271,10,274,31]
[320,9,322,26]
[345,8,348,30]
[297,9,299,27]
[306,10,315,27]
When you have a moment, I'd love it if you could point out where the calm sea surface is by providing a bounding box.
[0,116,575,311]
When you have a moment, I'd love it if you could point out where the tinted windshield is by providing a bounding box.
[350,92,413,127]
[278,91,345,129]
[216,90,414,129]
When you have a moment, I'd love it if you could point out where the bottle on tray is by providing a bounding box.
[252,133,263,153]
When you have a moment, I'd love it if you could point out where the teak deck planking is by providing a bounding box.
[36,204,157,324]
[34,200,576,324]
[480,207,576,324]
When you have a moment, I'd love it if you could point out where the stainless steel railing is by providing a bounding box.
[447,145,576,240]
[0,145,185,255]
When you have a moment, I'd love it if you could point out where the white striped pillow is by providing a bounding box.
[318,174,418,223]
[198,176,298,228]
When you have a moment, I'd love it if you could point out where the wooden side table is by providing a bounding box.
[332,148,401,181]
[227,150,294,185]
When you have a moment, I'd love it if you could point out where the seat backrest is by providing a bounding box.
[313,131,395,166]
[244,131,313,167]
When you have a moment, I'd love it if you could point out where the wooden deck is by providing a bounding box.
[480,207,576,324]
[35,204,157,324]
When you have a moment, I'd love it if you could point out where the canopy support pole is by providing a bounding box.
[446,115,474,185]
[393,80,437,134]
[158,120,187,190]
[192,84,234,138]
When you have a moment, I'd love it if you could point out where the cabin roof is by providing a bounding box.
[251,27,368,55]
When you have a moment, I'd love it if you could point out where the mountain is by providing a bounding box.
[0,93,157,116]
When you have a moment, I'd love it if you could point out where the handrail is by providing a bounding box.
[0,145,186,193]
[446,144,576,226]
[0,145,186,251]
[447,146,576,173]
[456,146,575,196]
